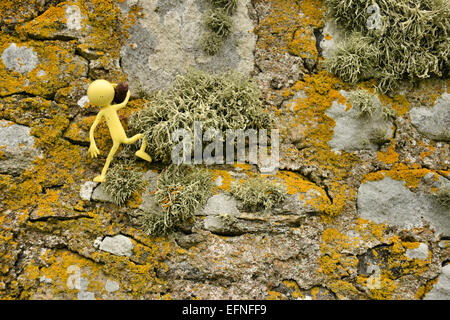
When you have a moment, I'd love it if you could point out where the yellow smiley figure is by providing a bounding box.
[87,79,152,183]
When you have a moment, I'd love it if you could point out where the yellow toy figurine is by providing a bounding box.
[87,79,152,183]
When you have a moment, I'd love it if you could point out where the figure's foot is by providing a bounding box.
[136,150,152,162]
[93,175,106,183]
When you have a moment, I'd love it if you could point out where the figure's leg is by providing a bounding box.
[124,134,143,145]
[124,134,152,162]
[94,143,120,182]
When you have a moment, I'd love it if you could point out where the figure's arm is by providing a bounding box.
[88,111,103,158]
[112,90,131,111]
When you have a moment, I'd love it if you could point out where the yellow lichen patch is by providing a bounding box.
[282,280,304,299]
[265,290,286,300]
[271,170,331,212]
[256,0,324,55]
[363,168,437,190]
[356,274,396,300]
[282,71,358,217]
[0,34,87,98]
[328,280,359,299]
[354,218,387,243]
[377,141,399,165]
[415,277,439,299]
[210,169,235,192]
[378,94,410,117]
[77,0,123,58]
[16,3,85,40]
[0,1,46,25]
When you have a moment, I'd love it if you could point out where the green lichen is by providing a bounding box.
[204,8,232,38]
[200,31,225,56]
[324,0,450,93]
[137,165,213,236]
[231,177,287,212]
[208,0,237,15]
[348,89,380,119]
[201,0,236,56]
[349,89,396,120]
[128,68,272,163]
[324,32,379,85]
[435,187,450,207]
[103,160,145,206]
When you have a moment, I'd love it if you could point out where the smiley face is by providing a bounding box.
[87,79,115,107]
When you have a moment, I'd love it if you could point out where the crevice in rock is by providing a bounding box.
[62,136,89,147]
[28,214,94,222]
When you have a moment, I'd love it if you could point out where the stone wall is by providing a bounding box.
[0,0,448,300]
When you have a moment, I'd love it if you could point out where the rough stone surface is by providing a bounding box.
[320,20,343,60]
[98,235,134,258]
[201,194,240,216]
[424,265,450,300]
[326,91,394,152]
[405,243,429,260]
[121,0,256,93]
[410,93,450,141]
[79,181,98,201]
[1,43,39,74]
[1,0,449,301]
[104,280,120,293]
[357,177,450,235]
[91,183,115,203]
[0,120,40,175]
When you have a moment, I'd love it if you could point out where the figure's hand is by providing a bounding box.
[88,143,100,158]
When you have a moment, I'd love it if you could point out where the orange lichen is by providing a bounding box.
[377,141,399,165]
[282,71,357,217]
[378,94,410,117]
[210,169,235,192]
[363,168,436,189]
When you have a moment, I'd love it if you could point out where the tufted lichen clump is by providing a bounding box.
[103,160,145,206]
[231,177,287,212]
[348,89,396,121]
[128,68,272,163]
[200,0,237,55]
[324,0,450,93]
[137,165,213,236]
[435,187,450,208]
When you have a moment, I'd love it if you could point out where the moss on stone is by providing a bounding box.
[204,8,232,38]
[128,68,272,163]
[103,160,145,206]
[200,31,225,56]
[137,165,213,236]
[324,0,450,93]
[231,176,287,212]
[207,0,237,15]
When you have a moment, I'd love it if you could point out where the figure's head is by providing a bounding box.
[87,79,115,107]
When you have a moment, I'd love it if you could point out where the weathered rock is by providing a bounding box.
[104,279,120,293]
[79,181,98,201]
[424,265,450,300]
[91,183,115,203]
[0,120,40,175]
[200,193,240,216]
[138,170,160,212]
[121,0,256,93]
[410,93,450,141]
[405,243,429,260]
[98,235,134,257]
[203,215,243,236]
[0,39,88,98]
[275,190,331,216]
[357,177,450,235]
[1,44,39,74]
[19,4,88,40]
[326,91,394,152]
[320,20,343,60]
